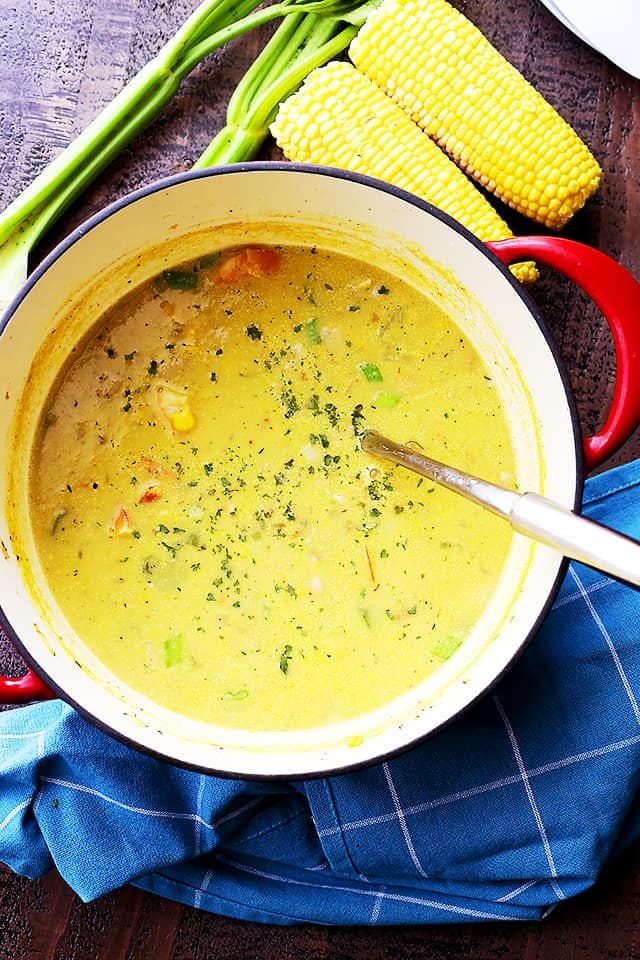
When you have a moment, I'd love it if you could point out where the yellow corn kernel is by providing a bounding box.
[170,407,195,432]
[350,0,601,230]
[271,61,536,283]
[156,384,196,432]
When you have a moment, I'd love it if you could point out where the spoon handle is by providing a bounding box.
[510,492,640,587]
[361,430,640,588]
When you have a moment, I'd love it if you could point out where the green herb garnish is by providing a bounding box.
[281,389,299,419]
[279,644,293,675]
[323,402,339,426]
[351,404,366,436]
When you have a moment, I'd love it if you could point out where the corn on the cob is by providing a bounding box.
[271,61,537,282]
[349,0,602,230]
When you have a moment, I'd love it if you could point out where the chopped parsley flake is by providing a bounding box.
[279,644,293,675]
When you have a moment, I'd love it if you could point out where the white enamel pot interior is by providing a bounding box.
[0,164,581,778]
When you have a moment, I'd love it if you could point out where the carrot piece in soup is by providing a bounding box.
[140,457,173,478]
[112,506,132,536]
[214,247,281,284]
[139,487,161,504]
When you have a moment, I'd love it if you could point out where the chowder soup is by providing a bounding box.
[29,243,516,730]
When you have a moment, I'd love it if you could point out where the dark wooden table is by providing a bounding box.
[1,1,640,956]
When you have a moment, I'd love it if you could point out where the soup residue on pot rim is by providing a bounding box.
[28,242,516,731]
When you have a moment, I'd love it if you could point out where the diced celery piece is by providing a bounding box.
[164,633,184,667]
[358,361,383,382]
[374,390,401,409]
[433,635,463,660]
[305,317,322,345]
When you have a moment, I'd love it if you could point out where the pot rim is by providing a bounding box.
[0,162,584,777]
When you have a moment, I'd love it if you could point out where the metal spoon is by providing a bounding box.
[360,429,640,588]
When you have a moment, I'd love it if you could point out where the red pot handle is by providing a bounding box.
[0,667,56,703]
[486,236,640,473]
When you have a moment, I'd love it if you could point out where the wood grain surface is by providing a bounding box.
[1,0,640,956]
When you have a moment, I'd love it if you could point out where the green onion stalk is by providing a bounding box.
[0,0,374,313]
[194,0,381,166]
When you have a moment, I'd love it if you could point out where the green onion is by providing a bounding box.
[432,634,463,660]
[358,361,383,382]
[305,317,322,345]
[164,634,184,667]
[194,1,381,167]
[162,269,198,290]
[374,390,401,409]
[0,0,378,312]
[199,252,222,269]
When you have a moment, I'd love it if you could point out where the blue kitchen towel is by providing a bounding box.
[0,459,639,925]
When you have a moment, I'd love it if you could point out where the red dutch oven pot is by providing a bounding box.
[0,165,639,777]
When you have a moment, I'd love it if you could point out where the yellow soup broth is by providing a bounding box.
[30,244,516,730]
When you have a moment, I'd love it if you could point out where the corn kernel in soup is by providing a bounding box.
[29,244,515,730]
